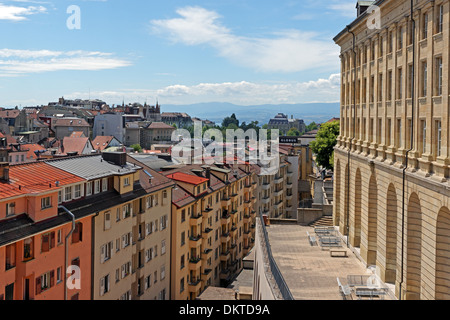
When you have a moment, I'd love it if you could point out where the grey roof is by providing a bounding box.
[128,154,174,172]
[45,155,141,180]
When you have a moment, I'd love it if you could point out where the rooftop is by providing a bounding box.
[265,222,396,300]
[166,171,209,185]
[45,154,140,180]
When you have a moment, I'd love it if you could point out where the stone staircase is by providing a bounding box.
[308,216,334,227]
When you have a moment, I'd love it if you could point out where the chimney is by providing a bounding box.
[0,162,10,182]
[205,166,211,187]
[102,151,127,167]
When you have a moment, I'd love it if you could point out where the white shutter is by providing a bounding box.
[100,278,105,296]
[110,241,114,257]
[145,249,149,262]
[100,245,105,263]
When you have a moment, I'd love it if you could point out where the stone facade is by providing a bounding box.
[334,0,450,300]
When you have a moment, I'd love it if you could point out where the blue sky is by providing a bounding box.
[0,0,357,107]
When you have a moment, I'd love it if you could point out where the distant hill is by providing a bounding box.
[162,102,340,125]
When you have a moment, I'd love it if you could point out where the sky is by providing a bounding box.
[0,0,358,108]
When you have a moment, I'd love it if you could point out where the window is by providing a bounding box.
[41,232,55,253]
[41,197,51,210]
[102,178,108,192]
[421,61,428,97]
[397,68,403,99]
[6,202,15,216]
[72,223,83,244]
[58,190,63,204]
[181,231,185,246]
[5,244,16,270]
[101,242,113,263]
[436,57,443,96]
[180,278,185,293]
[422,12,428,39]
[145,275,151,290]
[421,120,427,154]
[124,177,130,187]
[94,180,100,194]
[397,119,402,148]
[160,265,166,280]
[86,181,93,196]
[100,274,110,296]
[104,212,111,230]
[57,267,62,284]
[180,255,185,269]
[160,215,168,231]
[121,261,131,278]
[57,230,62,245]
[436,120,442,157]
[161,239,166,255]
[122,232,132,248]
[437,5,444,33]
[64,186,72,202]
[23,238,34,261]
[181,209,186,222]
[74,185,81,199]
[387,70,393,100]
[398,27,403,49]
[40,271,53,291]
[122,203,132,219]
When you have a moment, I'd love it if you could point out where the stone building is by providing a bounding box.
[268,113,306,136]
[334,0,449,300]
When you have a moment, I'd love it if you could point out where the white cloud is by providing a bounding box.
[0,49,131,76]
[150,6,339,73]
[66,74,341,105]
[0,3,47,21]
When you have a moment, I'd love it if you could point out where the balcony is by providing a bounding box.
[286,182,293,189]
[189,257,202,271]
[261,197,270,205]
[221,213,231,225]
[262,183,271,190]
[189,235,202,249]
[221,232,231,243]
[202,206,213,214]
[243,214,251,223]
[273,176,284,184]
[202,227,213,239]
[190,214,203,226]
[220,268,232,281]
[220,250,231,262]
[188,278,202,293]
[201,248,213,260]
[286,193,293,200]
[273,189,283,197]
[273,201,283,210]
[286,171,294,178]
[221,196,232,207]
[201,269,212,283]
[230,226,238,237]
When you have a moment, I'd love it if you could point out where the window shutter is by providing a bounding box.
[110,242,114,257]
[50,270,55,288]
[42,234,50,252]
[100,278,104,296]
[36,277,42,295]
[79,224,83,242]
[100,245,105,263]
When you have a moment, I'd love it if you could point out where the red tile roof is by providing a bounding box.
[59,137,92,155]
[166,172,208,185]
[92,136,114,151]
[21,144,47,161]
[1,162,85,199]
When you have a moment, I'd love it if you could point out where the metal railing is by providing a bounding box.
[257,213,294,300]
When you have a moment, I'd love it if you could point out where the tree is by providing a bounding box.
[131,144,143,153]
[306,121,318,132]
[310,120,340,170]
[287,128,301,137]
[222,113,239,128]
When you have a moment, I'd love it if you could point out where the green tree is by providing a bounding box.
[310,120,340,170]
[287,127,301,137]
[306,121,318,132]
[222,113,239,128]
[131,144,143,153]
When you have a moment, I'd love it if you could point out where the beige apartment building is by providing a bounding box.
[165,162,258,300]
[47,153,174,300]
[334,0,449,300]
[258,146,301,219]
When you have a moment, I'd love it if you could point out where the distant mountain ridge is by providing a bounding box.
[162,102,340,125]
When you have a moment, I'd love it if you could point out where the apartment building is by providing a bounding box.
[0,162,92,300]
[258,145,300,219]
[164,162,258,300]
[334,0,449,300]
[46,153,174,300]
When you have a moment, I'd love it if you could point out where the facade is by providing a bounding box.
[164,162,258,300]
[268,113,306,136]
[140,122,176,150]
[93,113,125,143]
[161,112,193,129]
[334,0,449,300]
[51,118,91,140]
